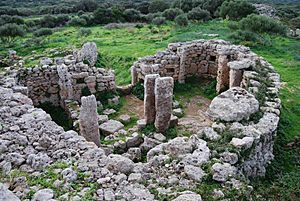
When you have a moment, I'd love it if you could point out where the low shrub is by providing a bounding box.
[175,14,189,27]
[187,7,211,22]
[68,16,87,26]
[33,28,53,37]
[152,17,166,26]
[78,28,92,37]
[162,8,184,20]
[132,81,144,100]
[238,14,287,35]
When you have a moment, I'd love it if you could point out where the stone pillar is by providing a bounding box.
[79,95,100,146]
[178,49,187,84]
[216,55,230,93]
[154,77,174,133]
[144,74,160,124]
[131,66,138,85]
[57,64,73,107]
[229,69,243,88]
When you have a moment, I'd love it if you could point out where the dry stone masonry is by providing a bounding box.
[17,45,115,108]
[0,40,281,200]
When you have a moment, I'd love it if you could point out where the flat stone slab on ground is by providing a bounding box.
[99,120,124,135]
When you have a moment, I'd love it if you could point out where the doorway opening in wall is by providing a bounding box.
[38,102,73,131]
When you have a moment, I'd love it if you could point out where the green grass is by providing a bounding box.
[2,20,300,199]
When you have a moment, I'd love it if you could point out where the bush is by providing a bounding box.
[289,17,300,29]
[68,16,87,26]
[124,9,141,22]
[39,15,69,28]
[162,8,184,21]
[201,0,225,17]
[220,0,256,20]
[33,28,53,37]
[145,12,162,23]
[187,7,211,21]
[132,81,144,100]
[93,7,123,24]
[148,0,169,13]
[0,15,24,26]
[175,14,189,26]
[152,17,166,26]
[238,14,287,35]
[78,28,92,37]
[172,0,203,13]
[0,23,25,44]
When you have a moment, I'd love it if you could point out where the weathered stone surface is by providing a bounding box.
[184,165,205,182]
[216,55,229,93]
[77,42,98,66]
[212,163,237,182]
[79,95,100,146]
[106,154,134,175]
[99,120,124,135]
[230,137,254,149]
[119,114,131,124]
[172,192,202,201]
[154,77,174,133]
[207,87,259,122]
[0,183,20,201]
[144,74,160,124]
[197,127,221,141]
[32,188,54,201]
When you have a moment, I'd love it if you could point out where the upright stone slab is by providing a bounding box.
[216,55,229,93]
[77,42,98,66]
[57,64,73,106]
[154,77,174,133]
[144,74,160,124]
[79,95,100,146]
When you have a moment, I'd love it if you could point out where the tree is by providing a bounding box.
[202,0,225,17]
[163,8,184,20]
[220,0,256,20]
[289,17,300,29]
[68,16,87,26]
[187,7,211,21]
[124,9,141,22]
[0,23,25,44]
[76,0,98,12]
[93,7,123,24]
[172,0,204,13]
[175,14,189,26]
[148,0,169,13]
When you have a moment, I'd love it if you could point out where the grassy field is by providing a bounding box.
[1,20,300,199]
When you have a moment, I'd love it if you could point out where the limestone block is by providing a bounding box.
[154,77,174,133]
[144,74,160,124]
[79,95,100,146]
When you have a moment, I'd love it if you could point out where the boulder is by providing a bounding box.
[32,189,54,201]
[99,120,124,135]
[106,154,134,175]
[0,183,20,201]
[77,42,98,66]
[207,87,259,122]
[184,165,205,182]
[172,191,202,201]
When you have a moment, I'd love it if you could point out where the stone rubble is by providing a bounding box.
[0,39,281,200]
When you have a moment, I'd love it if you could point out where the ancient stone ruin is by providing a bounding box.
[143,74,175,132]
[0,40,281,200]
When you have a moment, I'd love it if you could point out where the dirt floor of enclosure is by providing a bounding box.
[177,95,213,134]
[122,95,144,119]
[121,93,212,134]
